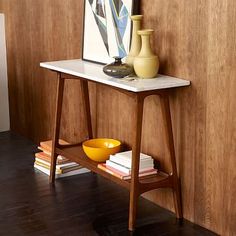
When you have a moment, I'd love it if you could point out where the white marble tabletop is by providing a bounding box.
[40,59,190,92]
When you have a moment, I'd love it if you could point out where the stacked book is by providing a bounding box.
[98,150,157,180]
[34,140,90,178]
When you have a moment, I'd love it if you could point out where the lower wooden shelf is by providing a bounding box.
[56,144,173,194]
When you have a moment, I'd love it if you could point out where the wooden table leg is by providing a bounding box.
[129,94,144,231]
[80,80,93,139]
[50,73,65,183]
[159,94,183,218]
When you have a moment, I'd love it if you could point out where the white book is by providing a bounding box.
[110,154,154,169]
[106,160,154,175]
[115,150,152,161]
[34,163,61,174]
[56,162,79,169]
[35,157,79,170]
[112,157,153,165]
[34,164,90,179]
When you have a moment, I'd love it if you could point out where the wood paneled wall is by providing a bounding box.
[0,0,96,143]
[0,1,235,235]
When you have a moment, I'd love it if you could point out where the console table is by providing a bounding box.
[40,59,190,231]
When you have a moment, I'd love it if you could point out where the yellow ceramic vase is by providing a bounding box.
[133,29,159,79]
[125,15,143,66]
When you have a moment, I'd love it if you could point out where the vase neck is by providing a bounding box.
[133,20,141,32]
[139,35,154,57]
[129,20,142,55]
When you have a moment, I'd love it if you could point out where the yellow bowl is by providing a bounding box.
[82,138,121,162]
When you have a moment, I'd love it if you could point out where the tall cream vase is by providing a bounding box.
[125,15,143,66]
[133,29,159,79]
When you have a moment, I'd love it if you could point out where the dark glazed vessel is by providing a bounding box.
[103,57,133,78]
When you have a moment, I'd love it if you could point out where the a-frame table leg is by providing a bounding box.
[159,94,183,218]
[129,94,144,231]
[50,73,65,184]
[80,80,93,139]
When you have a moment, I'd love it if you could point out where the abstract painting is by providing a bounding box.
[82,0,139,64]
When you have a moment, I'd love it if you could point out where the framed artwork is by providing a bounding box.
[82,0,140,64]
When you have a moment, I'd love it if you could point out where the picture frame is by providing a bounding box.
[82,0,140,65]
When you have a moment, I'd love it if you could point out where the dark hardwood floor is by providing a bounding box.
[0,131,217,236]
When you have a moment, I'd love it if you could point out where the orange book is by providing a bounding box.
[39,139,69,153]
[38,139,70,161]
[35,152,69,164]
[37,146,51,156]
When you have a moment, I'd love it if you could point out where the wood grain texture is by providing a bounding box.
[141,1,236,235]
[0,0,235,235]
[0,0,96,143]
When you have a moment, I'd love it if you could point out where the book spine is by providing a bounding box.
[60,165,83,174]
[57,168,90,178]
[34,163,50,175]
[35,158,81,172]
[34,161,62,174]
[38,146,68,160]
[106,160,156,174]
[35,157,50,166]
[97,164,158,181]
[110,155,132,168]
[115,151,152,160]
[55,162,79,169]
[34,163,90,178]
[123,170,157,180]
[35,151,69,165]
[97,164,124,179]
[37,147,51,156]
[110,155,154,169]
[34,163,61,177]
[106,160,131,174]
